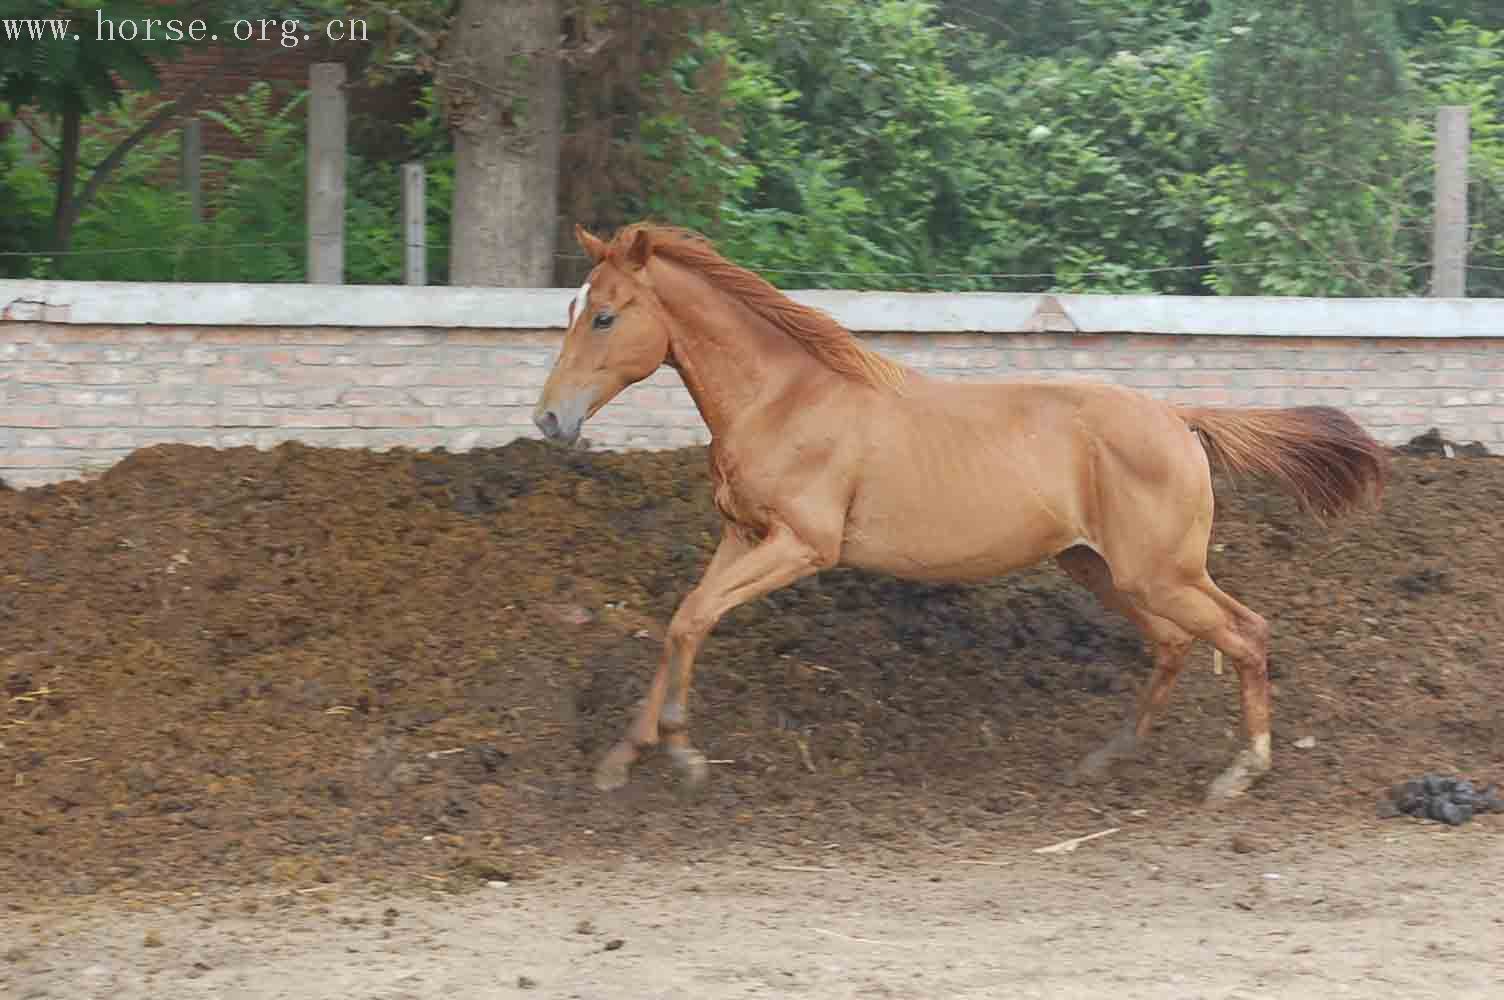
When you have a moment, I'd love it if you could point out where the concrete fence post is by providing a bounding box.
[179,117,202,224]
[307,62,347,284]
[402,162,426,286]
[1432,105,1470,298]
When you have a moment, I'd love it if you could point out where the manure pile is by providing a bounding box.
[2,439,1501,899]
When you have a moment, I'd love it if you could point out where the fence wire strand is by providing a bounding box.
[3,238,1501,290]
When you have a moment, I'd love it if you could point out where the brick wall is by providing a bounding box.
[2,322,1500,489]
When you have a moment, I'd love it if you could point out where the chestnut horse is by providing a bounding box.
[533,223,1388,804]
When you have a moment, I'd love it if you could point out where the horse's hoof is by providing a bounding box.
[593,743,636,792]
[594,761,629,792]
[1205,751,1270,804]
[1064,747,1117,787]
[668,746,708,794]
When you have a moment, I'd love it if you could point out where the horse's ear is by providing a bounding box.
[575,224,608,264]
[621,227,654,271]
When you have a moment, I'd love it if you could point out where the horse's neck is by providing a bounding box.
[652,262,827,439]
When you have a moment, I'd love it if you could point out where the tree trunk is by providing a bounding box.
[51,104,82,253]
[440,0,563,287]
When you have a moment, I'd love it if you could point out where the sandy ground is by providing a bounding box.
[5,815,1501,1000]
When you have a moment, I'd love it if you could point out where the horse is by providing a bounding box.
[532,222,1389,804]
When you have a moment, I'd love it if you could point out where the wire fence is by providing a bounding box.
[4,238,1503,292]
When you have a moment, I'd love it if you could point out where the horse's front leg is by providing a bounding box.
[592,528,751,790]
[593,521,828,792]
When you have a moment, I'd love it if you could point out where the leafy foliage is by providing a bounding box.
[0,0,270,250]
[1409,18,1504,296]
[963,40,1218,292]
[937,0,1208,60]
[0,122,53,276]
[21,82,453,284]
[0,0,171,116]
[7,0,1504,296]
[702,1,991,285]
[1206,0,1408,183]
[650,0,1221,291]
[1200,4,1504,295]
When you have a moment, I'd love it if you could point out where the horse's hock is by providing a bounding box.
[2,280,1503,488]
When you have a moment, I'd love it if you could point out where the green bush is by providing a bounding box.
[15,83,455,284]
[0,123,52,278]
[5,3,1504,296]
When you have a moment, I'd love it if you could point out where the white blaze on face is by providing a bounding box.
[568,280,591,328]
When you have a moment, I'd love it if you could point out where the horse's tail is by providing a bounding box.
[1176,405,1390,520]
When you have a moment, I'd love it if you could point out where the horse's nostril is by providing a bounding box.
[535,410,561,438]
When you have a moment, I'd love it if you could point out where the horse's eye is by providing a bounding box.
[592,311,615,331]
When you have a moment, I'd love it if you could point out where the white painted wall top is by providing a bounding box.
[3,279,1503,338]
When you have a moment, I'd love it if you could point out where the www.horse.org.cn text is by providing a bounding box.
[4,11,370,48]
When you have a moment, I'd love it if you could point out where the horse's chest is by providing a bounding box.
[708,449,771,534]
[710,470,762,529]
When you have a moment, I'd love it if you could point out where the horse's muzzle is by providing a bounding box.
[533,408,578,445]
[532,389,591,445]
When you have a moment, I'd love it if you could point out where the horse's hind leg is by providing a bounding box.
[1056,547,1195,784]
[1131,571,1272,803]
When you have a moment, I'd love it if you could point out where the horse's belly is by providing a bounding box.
[839,493,1076,583]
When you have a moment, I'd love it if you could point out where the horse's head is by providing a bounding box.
[533,224,672,446]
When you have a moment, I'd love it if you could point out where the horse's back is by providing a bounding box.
[919,375,1217,586]
[836,374,1210,581]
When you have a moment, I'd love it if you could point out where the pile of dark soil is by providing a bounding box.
[1398,427,1494,457]
[2,440,1501,901]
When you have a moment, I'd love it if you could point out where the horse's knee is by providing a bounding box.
[1243,612,1270,657]
[666,603,713,651]
[670,607,709,646]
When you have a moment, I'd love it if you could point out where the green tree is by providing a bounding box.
[1204,0,1416,294]
[1396,0,1504,40]
[1408,18,1504,296]
[965,38,1217,293]
[938,0,1208,60]
[1207,0,1407,183]
[706,0,992,285]
[0,0,268,252]
[0,128,51,276]
[301,0,728,285]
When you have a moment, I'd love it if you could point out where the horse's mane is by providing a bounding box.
[605,223,907,391]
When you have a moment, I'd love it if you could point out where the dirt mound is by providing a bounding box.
[2,440,1502,901]
[1398,427,1496,458]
